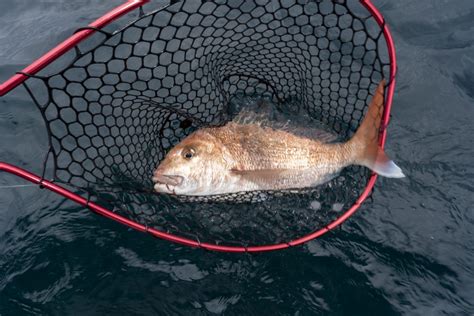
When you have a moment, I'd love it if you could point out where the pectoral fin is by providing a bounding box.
[230,168,300,187]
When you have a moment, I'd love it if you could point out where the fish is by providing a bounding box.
[152,80,404,196]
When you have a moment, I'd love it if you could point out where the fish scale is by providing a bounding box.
[208,124,344,176]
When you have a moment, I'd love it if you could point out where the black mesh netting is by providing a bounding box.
[24,0,391,246]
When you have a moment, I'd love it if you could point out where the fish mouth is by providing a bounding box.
[152,174,184,187]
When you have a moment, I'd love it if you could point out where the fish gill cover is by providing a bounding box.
[19,0,392,247]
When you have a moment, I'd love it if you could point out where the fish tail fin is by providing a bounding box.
[348,80,405,178]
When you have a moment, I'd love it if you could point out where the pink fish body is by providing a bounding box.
[153,81,404,196]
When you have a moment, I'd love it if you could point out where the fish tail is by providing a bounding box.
[348,80,405,178]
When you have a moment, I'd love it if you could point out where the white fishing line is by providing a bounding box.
[0,184,38,189]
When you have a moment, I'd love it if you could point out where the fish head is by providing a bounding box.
[152,131,231,195]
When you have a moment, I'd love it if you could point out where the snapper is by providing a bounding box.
[152,81,404,196]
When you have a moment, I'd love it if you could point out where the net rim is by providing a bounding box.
[0,0,397,252]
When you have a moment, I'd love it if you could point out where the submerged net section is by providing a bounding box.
[26,0,390,246]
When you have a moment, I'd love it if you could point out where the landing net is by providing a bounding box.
[1,0,396,251]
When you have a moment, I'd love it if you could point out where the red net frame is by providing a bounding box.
[0,0,397,252]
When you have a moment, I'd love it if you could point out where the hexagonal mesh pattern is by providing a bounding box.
[26,0,391,246]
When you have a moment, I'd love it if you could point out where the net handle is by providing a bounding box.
[0,161,281,252]
[0,0,149,97]
[0,162,258,252]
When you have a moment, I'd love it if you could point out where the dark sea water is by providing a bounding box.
[1,0,473,315]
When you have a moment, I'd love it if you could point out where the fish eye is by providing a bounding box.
[182,148,195,160]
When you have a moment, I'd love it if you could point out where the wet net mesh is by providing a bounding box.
[24,0,391,246]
